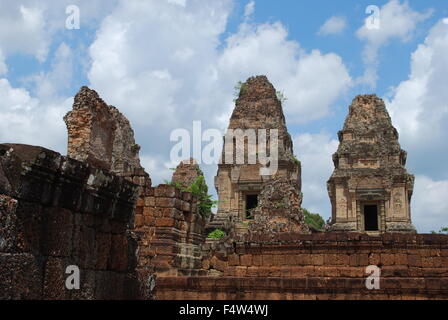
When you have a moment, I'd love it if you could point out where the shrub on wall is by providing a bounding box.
[207,229,226,239]
[303,209,325,231]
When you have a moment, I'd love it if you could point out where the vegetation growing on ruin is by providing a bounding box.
[276,90,287,103]
[233,81,248,102]
[207,229,226,239]
[431,227,448,234]
[292,155,301,166]
[273,197,289,209]
[166,176,217,218]
[186,176,217,218]
[303,209,325,231]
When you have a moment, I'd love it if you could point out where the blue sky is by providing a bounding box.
[0,0,447,232]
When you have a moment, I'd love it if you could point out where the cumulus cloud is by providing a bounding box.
[0,77,72,152]
[219,22,352,123]
[294,133,338,220]
[386,20,448,174]
[0,0,117,63]
[0,0,122,154]
[0,42,75,153]
[318,16,346,35]
[0,0,352,217]
[412,175,448,233]
[244,1,255,19]
[87,0,352,186]
[356,0,432,88]
[385,19,448,232]
[0,50,7,76]
[0,3,48,61]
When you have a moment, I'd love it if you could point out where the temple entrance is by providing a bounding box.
[364,205,379,231]
[245,194,258,219]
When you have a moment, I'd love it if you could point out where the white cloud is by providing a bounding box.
[25,43,74,100]
[0,0,124,154]
[86,0,352,185]
[318,16,346,35]
[412,175,448,233]
[0,50,7,76]
[244,1,255,19]
[294,133,338,220]
[386,20,448,167]
[217,22,352,123]
[0,0,117,63]
[0,42,75,153]
[0,4,48,61]
[356,0,432,88]
[0,78,71,152]
[385,19,448,233]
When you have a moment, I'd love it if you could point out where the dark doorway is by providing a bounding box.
[246,194,258,219]
[364,205,379,231]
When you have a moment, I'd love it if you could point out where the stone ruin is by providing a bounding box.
[171,158,203,190]
[210,76,302,234]
[327,95,416,233]
[1,80,448,300]
[64,86,151,189]
[249,175,310,235]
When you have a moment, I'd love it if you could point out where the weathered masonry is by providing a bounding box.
[1,79,447,300]
[157,233,448,300]
[327,95,415,234]
[0,144,143,299]
[210,76,301,234]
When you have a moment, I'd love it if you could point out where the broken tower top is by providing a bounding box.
[64,86,150,187]
[336,94,404,163]
[171,158,204,190]
[230,75,287,132]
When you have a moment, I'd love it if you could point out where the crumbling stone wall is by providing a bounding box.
[171,158,203,189]
[64,86,150,189]
[0,144,145,299]
[249,175,310,234]
[212,76,301,234]
[133,184,206,278]
[328,95,415,233]
[157,233,448,300]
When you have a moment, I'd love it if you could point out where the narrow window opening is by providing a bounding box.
[245,194,258,219]
[364,205,379,231]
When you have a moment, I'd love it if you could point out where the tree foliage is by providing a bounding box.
[207,229,226,239]
[166,176,217,218]
[431,227,448,234]
[303,208,325,231]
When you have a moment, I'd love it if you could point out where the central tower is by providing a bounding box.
[208,76,301,233]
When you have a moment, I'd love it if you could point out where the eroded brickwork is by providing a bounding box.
[0,144,145,299]
[1,82,447,301]
[328,95,415,233]
[171,158,203,189]
[133,184,206,278]
[157,233,448,300]
[211,76,302,234]
[249,175,309,234]
[64,86,151,188]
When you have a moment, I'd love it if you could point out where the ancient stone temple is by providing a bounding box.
[2,82,448,301]
[249,175,310,235]
[210,76,301,233]
[327,95,415,233]
[64,86,150,188]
